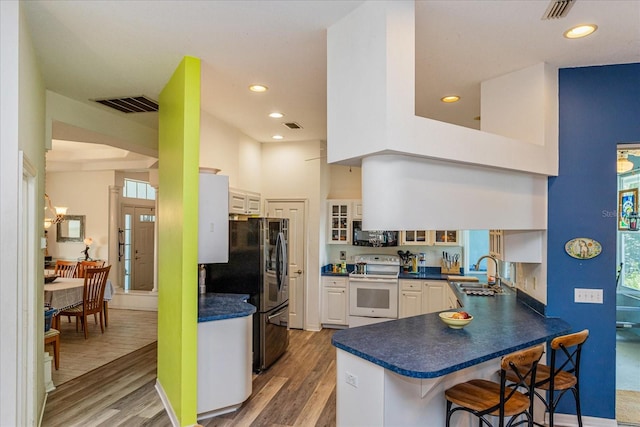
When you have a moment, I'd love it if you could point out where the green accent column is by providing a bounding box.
[157,56,200,426]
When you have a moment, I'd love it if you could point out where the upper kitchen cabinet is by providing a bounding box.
[490,229,542,263]
[352,200,363,220]
[327,200,351,244]
[401,230,460,246]
[401,230,429,245]
[431,230,460,246]
[229,188,261,216]
[199,172,229,263]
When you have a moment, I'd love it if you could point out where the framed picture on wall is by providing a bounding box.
[618,188,638,230]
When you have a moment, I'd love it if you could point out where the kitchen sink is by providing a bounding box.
[452,282,508,296]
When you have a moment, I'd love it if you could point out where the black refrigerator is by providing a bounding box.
[205,217,289,372]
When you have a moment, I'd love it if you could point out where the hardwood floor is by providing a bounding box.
[42,327,337,427]
[48,308,158,385]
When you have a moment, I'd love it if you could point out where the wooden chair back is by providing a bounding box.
[548,329,589,386]
[82,265,111,316]
[76,260,105,278]
[54,260,77,278]
[497,344,544,420]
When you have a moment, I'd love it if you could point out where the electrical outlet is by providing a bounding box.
[345,372,358,388]
[532,277,537,290]
[340,251,346,260]
[523,278,528,290]
[574,288,603,304]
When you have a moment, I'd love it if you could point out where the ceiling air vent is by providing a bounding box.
[283,122,303,130]
[93,95,159,113]
[541,0,575,19]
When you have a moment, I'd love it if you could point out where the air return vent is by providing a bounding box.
[283,122,303,130]
[93,95,159,113]
[541,0,575,19]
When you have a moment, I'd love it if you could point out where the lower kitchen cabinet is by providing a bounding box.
[399,280,423,318]
[399,280,456,318]
[321,276,348,326]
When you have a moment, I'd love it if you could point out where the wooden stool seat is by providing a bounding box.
[446,379,531,416]
[445,344,544,427]
[522,364,577,390]
[44,328,60,370]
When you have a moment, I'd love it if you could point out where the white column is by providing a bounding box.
[108,186,121,288]
[152,186,159,293]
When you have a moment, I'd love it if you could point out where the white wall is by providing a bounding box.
[1,1,47,424]
[200,109,261,193]
[261,140,324,331]
[328,165,362,199]
[46,170,114,262]
[327,1,558,177]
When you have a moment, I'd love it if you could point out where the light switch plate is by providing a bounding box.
[574,288,603,304]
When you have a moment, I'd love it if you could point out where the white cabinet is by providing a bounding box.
[399,280,422,318]
[229,188,261,215]
[490,229,542,263]
[423,281,448,314]
[197,315,252,418]
[431,230,460,246]
[401,230,429,245]
[352,200,363,220]
[327,200,351,244]
[401,230,460,246]
[399,279,452,318]
[199,173,229,263]
[322,276,348,326]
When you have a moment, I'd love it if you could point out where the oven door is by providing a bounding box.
[349,277,398,318]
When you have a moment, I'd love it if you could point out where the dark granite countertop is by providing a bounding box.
[331,283,571,379]
[198,293,256,323]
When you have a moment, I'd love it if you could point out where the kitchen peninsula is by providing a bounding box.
[332,283,571,426]
[197,293,255,421]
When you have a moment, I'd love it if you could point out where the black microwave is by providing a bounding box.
[352,220,399,247]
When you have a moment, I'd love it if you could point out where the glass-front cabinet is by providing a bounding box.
[432,230,460,246]
[328,201,350,244]
[402,230,429,245]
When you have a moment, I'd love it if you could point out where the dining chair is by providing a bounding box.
[507,329,589,427]
[44,328,60,370]
[54,260,77,278]
[445,344,544,427]
[75,260,105,278]
[59,265,111,339]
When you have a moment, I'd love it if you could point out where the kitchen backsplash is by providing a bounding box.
[326,245,463,268]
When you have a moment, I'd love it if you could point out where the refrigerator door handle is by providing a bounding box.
[266,306,288,322]
[276,231,287,291]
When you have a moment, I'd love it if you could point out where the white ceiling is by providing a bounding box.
[24,0,640,168]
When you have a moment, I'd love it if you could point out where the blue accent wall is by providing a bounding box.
[548,63,640,419]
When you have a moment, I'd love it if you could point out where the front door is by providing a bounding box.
[122,205,155,291]
[266,200,305,329]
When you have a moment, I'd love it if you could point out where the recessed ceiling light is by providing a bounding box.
[563,24,597,39]
[272,135,284,140]
[269,112,284,118]
[249,84,268,93]
[441,95,460,103]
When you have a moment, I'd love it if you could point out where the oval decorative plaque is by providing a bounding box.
[565,238,602,260]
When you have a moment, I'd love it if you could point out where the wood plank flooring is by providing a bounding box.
[48,308,158,385]
[42,327,337,427]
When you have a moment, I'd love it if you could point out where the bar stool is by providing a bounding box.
[508,329,589,427]
[445,344,544,427]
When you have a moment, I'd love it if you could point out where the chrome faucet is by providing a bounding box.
[474,254,501,286]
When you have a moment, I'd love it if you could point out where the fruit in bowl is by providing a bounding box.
[439,311,474,329]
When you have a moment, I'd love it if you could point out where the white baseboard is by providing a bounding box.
[155,379,179,427]
[549,413,617,427]
[110,288,158,311]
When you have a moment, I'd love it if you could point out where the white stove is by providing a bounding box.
[348,255,400,326]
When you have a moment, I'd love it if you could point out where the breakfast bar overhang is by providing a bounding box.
[331,285,571,426]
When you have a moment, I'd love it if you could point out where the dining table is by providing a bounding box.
[44,277,115,327]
